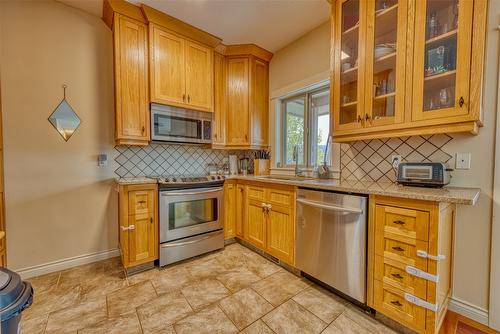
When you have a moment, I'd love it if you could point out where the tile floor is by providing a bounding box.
[22,243,398,334]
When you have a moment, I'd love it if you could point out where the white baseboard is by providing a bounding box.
[448,297,489,326]
[13,248,120,279]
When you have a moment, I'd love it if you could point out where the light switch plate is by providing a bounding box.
[455,153,471,170]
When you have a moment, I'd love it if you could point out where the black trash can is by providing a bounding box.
[0,267,34,334]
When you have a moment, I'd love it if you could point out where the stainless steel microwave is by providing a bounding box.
[151,103,212,144]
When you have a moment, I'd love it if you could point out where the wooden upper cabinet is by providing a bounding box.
[149,25,214,112]
[223,47,272,149]
[364,0,407,128]
[151,26,186,106]
[185,41,213,111]
[333,0,366,132]
[213,52,226,146]
[331,0,487,142]
[251,58,269,146]
[411,0,473,122]
[113,13,150,145]
[226,57,250,146]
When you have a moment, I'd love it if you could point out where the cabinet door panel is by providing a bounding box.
[185,41,213,111]
[226,57,250,145]
[411,0,473,121]
[333,0,366,132]
[251,58,268,146]
[266,204,294,265]
[246,199,266,249]
[128,189,157,265]
[213,53,226,145]
[364,0,406,127]
[114,14,149,142]
[236,184,245,237]
[224,182,236,239]
[151,27,186,105]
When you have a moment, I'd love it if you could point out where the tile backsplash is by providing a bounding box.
[114,144,255,178]
[340,134,454,182]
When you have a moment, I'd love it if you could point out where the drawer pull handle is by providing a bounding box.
[138,201,146,204]
[390,300,403,307]
[393,220,405,225]
[392,246,405,252]
[391,273,404,279]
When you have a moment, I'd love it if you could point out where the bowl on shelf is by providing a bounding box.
[374,43,396,59]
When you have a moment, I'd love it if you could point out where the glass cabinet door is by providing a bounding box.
[412,0,473,121]
[333,0,365,131]
[364,0,407,127]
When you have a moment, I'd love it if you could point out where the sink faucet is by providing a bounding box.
[292,145,304,177]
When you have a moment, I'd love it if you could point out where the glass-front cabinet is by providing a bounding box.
[364,0,407,127]
[333,0,365,131]
[412,0,473,121]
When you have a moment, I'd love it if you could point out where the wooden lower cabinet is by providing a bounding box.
[368,196,454,334]
[223,181,236,239]
[118,183,158,268]
[224,180,295,265]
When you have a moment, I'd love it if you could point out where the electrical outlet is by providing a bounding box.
[455,153,471,170]
[391,155,402,168]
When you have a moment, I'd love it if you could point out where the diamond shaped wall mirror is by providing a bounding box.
[48,85,81,141]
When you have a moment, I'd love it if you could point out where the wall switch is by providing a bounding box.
[98,154,108,167]
[455,153,471,170]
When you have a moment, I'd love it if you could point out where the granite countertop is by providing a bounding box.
[114,175,480,205]
[229,175,480,205]
[115,177,158,185]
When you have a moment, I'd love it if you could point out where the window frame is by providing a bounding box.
[279,85,330,169]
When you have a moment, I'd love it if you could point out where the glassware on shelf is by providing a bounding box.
[439,87,452,108]
[427,12,439,39]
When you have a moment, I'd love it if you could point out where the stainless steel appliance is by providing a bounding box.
[295,188,368,303]
[151,103,212,144]
[397,162,451,188]
[158,175,225,266]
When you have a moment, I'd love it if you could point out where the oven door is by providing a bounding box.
[160,187,223,242]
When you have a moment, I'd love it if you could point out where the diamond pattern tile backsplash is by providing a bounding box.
[340,134,454,182]
[114,144,255,178]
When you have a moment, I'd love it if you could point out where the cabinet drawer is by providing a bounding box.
[375,204,429,242]
[375,233,428,270]
[375,255,427,299]
[374,280,426,332]
[129,191,153,215]
[267,188,293,207]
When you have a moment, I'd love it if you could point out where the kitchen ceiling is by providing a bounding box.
[57,0,330,52]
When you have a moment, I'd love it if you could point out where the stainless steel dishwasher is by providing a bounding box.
[295,188,368,304]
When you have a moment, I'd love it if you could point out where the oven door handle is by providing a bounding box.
[161,187,223,197]
[161,230,222,248]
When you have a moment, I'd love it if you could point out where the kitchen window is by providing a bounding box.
[279,86,331,168]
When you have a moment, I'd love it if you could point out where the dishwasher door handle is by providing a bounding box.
[296,198,363,214]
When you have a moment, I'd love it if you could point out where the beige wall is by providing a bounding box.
[268,3,500,317]
[0,1,118,271]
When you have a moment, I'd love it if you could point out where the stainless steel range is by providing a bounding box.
[158,175,225,266]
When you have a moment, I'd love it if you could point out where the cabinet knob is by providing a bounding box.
[150,217,153,224]
[142,126,145,134]
[357,115,362,123]
[183,94,186,102]
[365,113,370,123]
[187,95,191,103]
[459,96,465,107]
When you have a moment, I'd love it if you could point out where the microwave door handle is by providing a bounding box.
[161,187,223,197]
[296,198,363,214]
